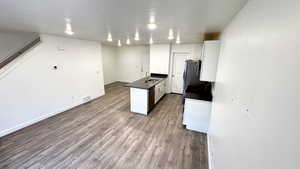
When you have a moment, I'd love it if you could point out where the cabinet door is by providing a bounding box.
[159,84,164,99]
[154,85,160,104]
[184,98,212,133]
[154,80,166,103]
[161,80,166,95]
[200,41,220,82]
[150,44,170,74]
[130,88,148,115]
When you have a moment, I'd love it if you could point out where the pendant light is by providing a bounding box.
[107,32,112,42]
[168,29,174,40]
[118,40,122,47]
[126,38,131,45]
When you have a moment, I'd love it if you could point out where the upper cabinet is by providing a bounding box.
[172,43,202,60]
[200,40,221,82]
[150,44,170,74]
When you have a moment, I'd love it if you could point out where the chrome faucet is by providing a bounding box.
[145,72,149,82]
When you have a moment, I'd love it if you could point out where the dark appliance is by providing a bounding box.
[182,60,212,103]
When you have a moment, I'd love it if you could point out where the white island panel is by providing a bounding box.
[130,88,148,115]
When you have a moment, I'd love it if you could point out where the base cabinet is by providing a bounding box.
[129,79,166,115]
[130,88,148,115]
[183,98,212,133]
[154,80,166,103]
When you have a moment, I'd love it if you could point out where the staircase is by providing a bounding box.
[0,31,41,70]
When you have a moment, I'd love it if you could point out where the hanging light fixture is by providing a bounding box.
[107,32,112,42]
[126,37,131,45]
[64,18,74,35]
[168,29,174,40]
[134,31,140,41]
[118,40,122,47]
[176,34,181,44]
[147,15,157,30]
[149,36,153,45]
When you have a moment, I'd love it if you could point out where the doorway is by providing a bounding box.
[171,53,189,94]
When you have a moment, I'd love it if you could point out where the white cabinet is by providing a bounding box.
[183,98,212,133]
[200,41,221,82]
[129,79,166,115]
[130,88,148,115]
[172,43,203,60]
[150,44,170,74]
[154,80,166,103]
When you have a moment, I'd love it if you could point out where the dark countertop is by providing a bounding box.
[184,83,213,102]
[125,77,166,89]
[185,92,212,102]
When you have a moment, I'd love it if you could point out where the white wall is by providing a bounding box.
[208,0,300,169]
[102,43,201,87]
[102,44,118,85]
[116,45,149,83]
[0,34,105,137]
[0,30,38,63]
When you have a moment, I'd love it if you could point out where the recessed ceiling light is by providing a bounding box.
[107,32,112,42]
[176,35,181,44]
[168,29,174,40]
[65,18,74,35]
[134,31,140,41]
[118,40,122,47]
[149,36,153,45]
[126,38,131,45]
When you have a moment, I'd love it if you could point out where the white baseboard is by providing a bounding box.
[104,81,118,85]
[0,108,67,137]
[0,94,103,138]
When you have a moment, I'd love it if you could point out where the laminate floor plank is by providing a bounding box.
[0,82,208,169]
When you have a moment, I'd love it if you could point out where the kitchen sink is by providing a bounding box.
[145,78,159,83]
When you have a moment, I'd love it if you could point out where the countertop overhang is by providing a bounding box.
[125,77,166,89]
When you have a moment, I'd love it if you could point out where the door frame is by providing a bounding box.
[170,52,190,94]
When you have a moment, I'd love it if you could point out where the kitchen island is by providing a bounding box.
[126,75,167,115]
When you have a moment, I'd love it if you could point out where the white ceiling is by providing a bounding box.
[0,0,248,45]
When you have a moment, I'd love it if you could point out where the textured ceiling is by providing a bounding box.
[0,0,248,45]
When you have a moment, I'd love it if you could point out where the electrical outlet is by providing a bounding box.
[243,105,252,120]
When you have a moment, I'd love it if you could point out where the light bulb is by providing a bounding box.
[149,15,155,23]
[64,19,74,35]
[176,35,181,44]
[147,23,157,30]
[107,33,112,42]
[149,37,153,44]
[126,38,130,45]
[148,15,157,30]
[134,32,140,41]
[168,29,174,40]
[118,40,122,47]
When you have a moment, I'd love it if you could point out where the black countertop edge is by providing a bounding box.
[185,92,213,102]
[150,73,168,78]
[125,77,167,89]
